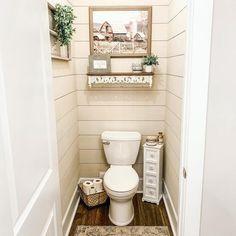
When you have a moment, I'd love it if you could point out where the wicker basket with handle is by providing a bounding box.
[78,181,108,207]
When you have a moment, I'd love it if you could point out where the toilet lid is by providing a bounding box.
[104,166,139,192]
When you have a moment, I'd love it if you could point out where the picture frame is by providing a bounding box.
[89,6,152,58]
[88,54,111,73]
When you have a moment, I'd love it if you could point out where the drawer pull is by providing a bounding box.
[149,190,154,195]
[149,166,154,171]
[102,141,110,145]
[148,179,153,184]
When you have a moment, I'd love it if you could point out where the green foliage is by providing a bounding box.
[54,4,76,46]
[142,54,159,66]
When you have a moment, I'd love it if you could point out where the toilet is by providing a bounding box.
[101,131,141,226]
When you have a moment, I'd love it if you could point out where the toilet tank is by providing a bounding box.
[101,131,141,165]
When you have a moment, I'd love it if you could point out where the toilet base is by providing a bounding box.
[108,198,134,226]
[109,212,134,226]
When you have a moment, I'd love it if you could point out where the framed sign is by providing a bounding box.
[88,55,111,73]
[89,6,152,58]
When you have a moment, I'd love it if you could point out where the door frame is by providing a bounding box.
[177,1,214,236]
[0,58,15,236]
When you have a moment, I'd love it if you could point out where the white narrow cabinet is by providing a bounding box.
[142,143,164,204]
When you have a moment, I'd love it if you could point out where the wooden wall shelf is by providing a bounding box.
[87,72,154,88]
[87,72,154,76]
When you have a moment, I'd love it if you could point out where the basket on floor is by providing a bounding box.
[78,182,108,207]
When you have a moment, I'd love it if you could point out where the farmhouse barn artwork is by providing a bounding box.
[89,7,152,57]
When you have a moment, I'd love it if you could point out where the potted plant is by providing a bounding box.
[142,54,159,73]
[54,4,76,46]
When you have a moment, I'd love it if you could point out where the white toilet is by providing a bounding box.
[101,131,141,226]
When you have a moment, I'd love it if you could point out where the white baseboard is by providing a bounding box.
[62,186,80,236]
[163,182,178,236]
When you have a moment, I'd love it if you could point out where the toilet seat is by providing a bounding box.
[104,166,139,192]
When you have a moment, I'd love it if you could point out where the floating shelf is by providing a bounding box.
[87,72,154,88]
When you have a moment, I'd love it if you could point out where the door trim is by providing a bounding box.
[178,1,214,236]
[0,58,14,236]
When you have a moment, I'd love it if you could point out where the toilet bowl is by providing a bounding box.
[101,131,141,226]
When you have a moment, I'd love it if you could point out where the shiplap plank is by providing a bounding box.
[168,0,187,21]
[167,55,185,77]
[78,106,165,121]
[165,107,181,138]
[55,92,77,120]
[166,91,182,119]
[73,58,168,75]
[168,7,187,40]
[168,32,186,57]
[57,123,78,161]
[78,120,165,135]
[165,124,181,158]
[54,75,75,99]
[57,108,77,141]
[77,91,166,106]
[167,75,184,99]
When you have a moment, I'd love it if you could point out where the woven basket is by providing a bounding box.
[78,182,108,208]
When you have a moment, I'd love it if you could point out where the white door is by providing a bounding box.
[0,0,62,235]
[177,1,214,236]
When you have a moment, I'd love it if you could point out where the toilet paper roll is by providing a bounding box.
[83,181,93,195]
[93,178,103,192]
[89,186,96,194]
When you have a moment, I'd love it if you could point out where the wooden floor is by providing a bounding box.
[69,194,173,236]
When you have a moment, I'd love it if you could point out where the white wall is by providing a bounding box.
[200,1,236,235]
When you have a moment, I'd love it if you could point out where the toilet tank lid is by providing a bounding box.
[101,131,141,141]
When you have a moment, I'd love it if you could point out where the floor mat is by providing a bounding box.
[74,225,170,236]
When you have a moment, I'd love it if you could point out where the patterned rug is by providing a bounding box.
[74,226,170,236]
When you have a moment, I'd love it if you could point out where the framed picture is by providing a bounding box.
[89,6,152,58]
[88,54,111,73]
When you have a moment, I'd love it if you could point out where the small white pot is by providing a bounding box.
[144,65,153,73]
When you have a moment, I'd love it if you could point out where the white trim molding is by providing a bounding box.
[178,1,214,236]
[163,182,177,236]
[63,187,80,236]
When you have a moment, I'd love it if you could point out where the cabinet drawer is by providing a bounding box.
[145,187,156,198]
[146,149,159,162]
[146,162,157,174]
[146,174,157,187]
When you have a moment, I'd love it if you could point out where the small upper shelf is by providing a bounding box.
[87,72,154,88]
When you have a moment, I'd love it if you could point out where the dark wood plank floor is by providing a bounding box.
[69,194,173,236]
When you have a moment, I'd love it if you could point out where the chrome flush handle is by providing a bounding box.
[102,141,110,145]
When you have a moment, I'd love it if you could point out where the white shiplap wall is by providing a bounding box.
[50,1,188,233]
[49,0,80,234]
[72,0,169,182]
[165,0,187,219]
